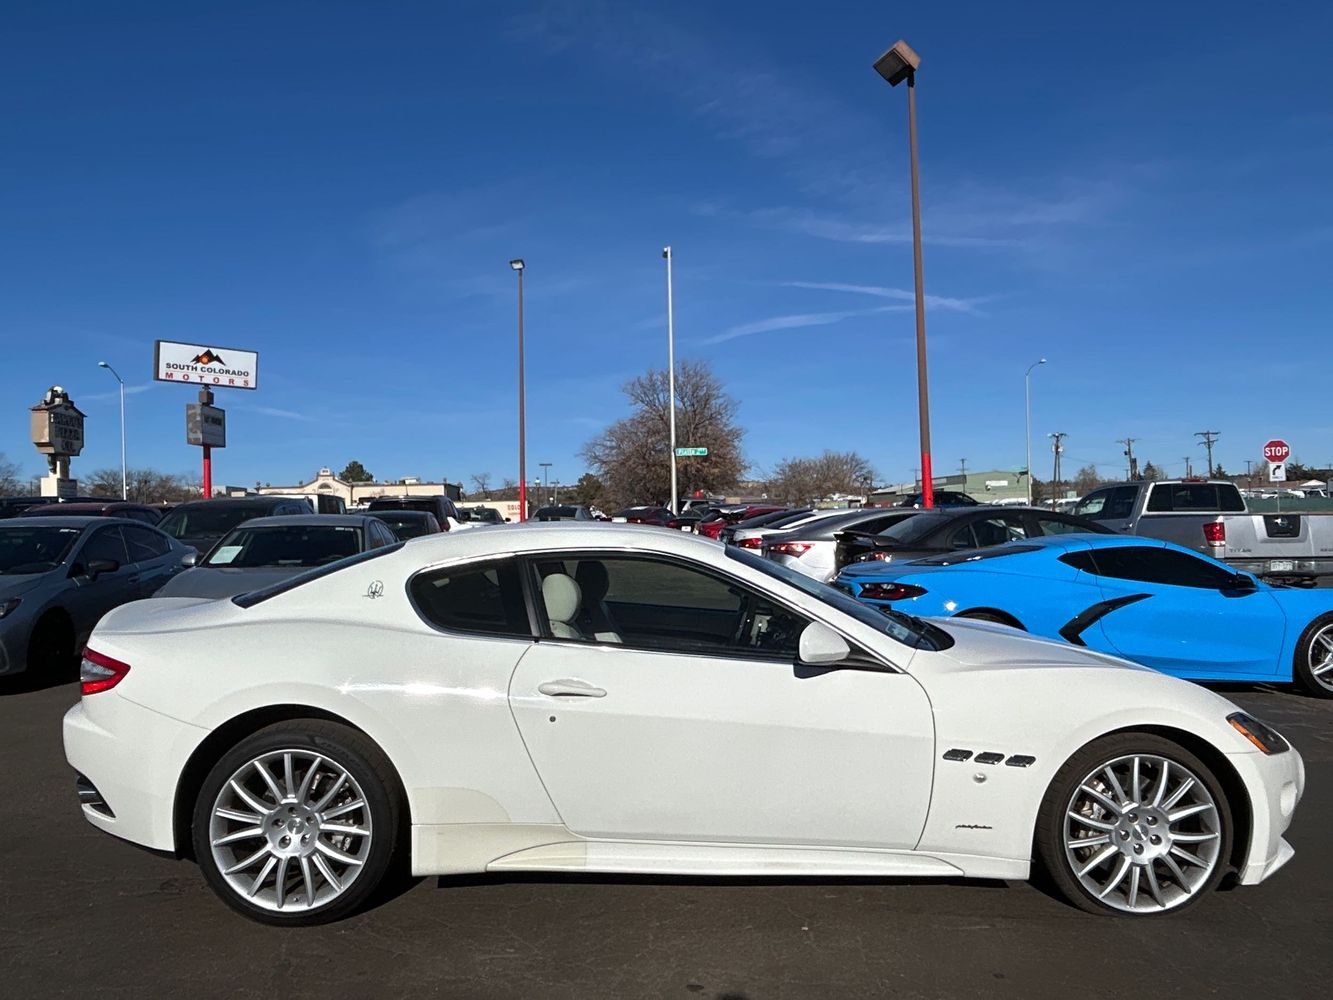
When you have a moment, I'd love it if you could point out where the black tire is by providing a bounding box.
[27,613,75,678]
[1292,613,1333,698]
[956,609,1024,630]
[1035,733,1231,916]
[192,720,402,926]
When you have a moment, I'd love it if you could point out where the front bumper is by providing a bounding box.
[1231,745,1306,885]
[63,694,211,853]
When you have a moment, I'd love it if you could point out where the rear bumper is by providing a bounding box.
[1230,746,1305,885]
[1227,557,1333,579]
[62,695,210,853]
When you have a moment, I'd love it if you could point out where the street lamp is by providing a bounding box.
[97,361,127,499]
[539,462,552,504]
[510,259,527,521]
[1024,358,1047,505]
[873,38,934,509]
[663,246,679,514]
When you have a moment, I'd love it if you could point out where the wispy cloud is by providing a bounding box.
[744,206,1025,249]
[702,305,911,346]
[249,406,318,423]
[80,383,154,403]
[783,281,986,315]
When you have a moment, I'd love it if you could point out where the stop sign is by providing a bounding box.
[1264,439,1290,462]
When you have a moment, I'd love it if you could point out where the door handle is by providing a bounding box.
[537,679,607,698]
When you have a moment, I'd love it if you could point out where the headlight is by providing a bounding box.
[1227,712,1291,754]
[0,597,20,620]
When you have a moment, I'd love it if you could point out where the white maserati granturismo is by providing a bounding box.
[64,524,1304,925]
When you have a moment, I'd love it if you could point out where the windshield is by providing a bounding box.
[160,505,268,540]
[875,513,948,543]
[370,513,435,539]
[536,506,581,519]
[206,525,362,568]
[725,547,952,651]
[0,525,82,575]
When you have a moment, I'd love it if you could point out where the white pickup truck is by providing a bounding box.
[1072,479,1333,584]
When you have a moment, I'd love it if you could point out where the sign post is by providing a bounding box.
[156,340,255,495]
[1264,439,1291,513]
[30,386,86,498]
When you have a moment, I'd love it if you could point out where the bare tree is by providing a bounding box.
[767,451,876,506]
[84,466,204,502]
[470,472,493,497]
[1072,464,1102,495]
[0,453,25,494]
[581,360,745,510]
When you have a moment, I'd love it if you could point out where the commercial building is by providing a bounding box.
[869,469,1031,505]
[256,468,462,508]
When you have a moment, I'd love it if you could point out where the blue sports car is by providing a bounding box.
[835,534,1333,696]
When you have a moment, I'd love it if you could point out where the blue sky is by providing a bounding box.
[3,0,1331,491]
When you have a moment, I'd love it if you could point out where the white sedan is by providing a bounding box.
[64,525,1304,925]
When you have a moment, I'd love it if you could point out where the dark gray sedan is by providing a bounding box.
[154,515,399,599]
[0,516,191,677]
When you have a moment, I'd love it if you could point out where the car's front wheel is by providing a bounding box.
[1035,733,1231,915]
[192,720,402,925]
[1293,613,1333,698]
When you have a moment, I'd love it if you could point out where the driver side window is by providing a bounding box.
[530,555,810,660]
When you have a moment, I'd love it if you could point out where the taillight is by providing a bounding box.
[737,537,764,549]
[1203,522,1226,544]
[81,648,131,695]
[770,542,813,557]
[857,582,927,602]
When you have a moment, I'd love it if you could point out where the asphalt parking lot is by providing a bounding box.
[1,674,1330,1000]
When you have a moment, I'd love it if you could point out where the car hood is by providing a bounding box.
[154,566,307,599]
[0,572,53,597]
[917,615,1149,675]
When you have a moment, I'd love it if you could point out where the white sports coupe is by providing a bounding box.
[64,525,1304,925]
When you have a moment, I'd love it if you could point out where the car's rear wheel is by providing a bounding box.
[1036,733,1230,915]
[1292,613,1333,698]
[27,613,74,678]
[192,720,401,925]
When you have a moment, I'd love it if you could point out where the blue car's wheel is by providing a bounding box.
[1293,613,1333,699]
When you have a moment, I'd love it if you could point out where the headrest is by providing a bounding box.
[575,560,610,602]
[542,573,581,624]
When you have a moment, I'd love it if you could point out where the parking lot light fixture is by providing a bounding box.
[1024,359,1046,505]
[510,259,527,521]
[97,361,127,500]
[873,38,933,509]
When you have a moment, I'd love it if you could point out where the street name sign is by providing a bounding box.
[675,447,709,457]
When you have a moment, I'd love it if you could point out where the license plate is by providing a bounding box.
[1269,560,1295,572]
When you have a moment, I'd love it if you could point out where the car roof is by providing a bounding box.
[170,498,295,510]
[4,515,131,528]
[367,508,434,518]
[224,514,375,529]
[397,521,713,558]
[17,501,142,513]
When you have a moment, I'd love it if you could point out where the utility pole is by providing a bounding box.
[959,458,968,477]
[1048,432,1067,501]
[1244,459,1253,488]
[911,467,921,491]
[1118,438,1138,480]
[1195,430,1220,477]
[1182,456,1193,479]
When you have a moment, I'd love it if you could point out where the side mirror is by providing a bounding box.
[181,551,198,568]
[798,621,851,666]
[85,559,119,579]
[1227,572,1257,592]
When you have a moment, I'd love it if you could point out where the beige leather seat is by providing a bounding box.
[542,573,585,639]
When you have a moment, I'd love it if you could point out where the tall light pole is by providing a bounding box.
[539,462,552,503]
[510,259,527,521]
[874,39,934,509]
[97,361,127,499]
[663,246,679,514]
[1024,358,1046,505]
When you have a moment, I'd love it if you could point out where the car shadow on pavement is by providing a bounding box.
[0,662,78,696]
[436,870,1016,893]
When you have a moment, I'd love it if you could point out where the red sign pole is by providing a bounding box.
[202,445,212,498]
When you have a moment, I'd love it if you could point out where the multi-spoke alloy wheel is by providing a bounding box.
[1294,615,1333,698]
[193,722,400,925]
[209,749,373,912]
[1038,735,1231,916]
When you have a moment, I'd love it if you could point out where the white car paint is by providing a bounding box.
[65,525,1303,897]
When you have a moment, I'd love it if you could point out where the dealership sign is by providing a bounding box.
[185,403,227,448]
[154,340,259,389]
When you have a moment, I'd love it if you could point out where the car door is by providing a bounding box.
[63,525,139,641]
[1075,544,1287,679]
[508,552,935,849]
[121,524,182,596]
